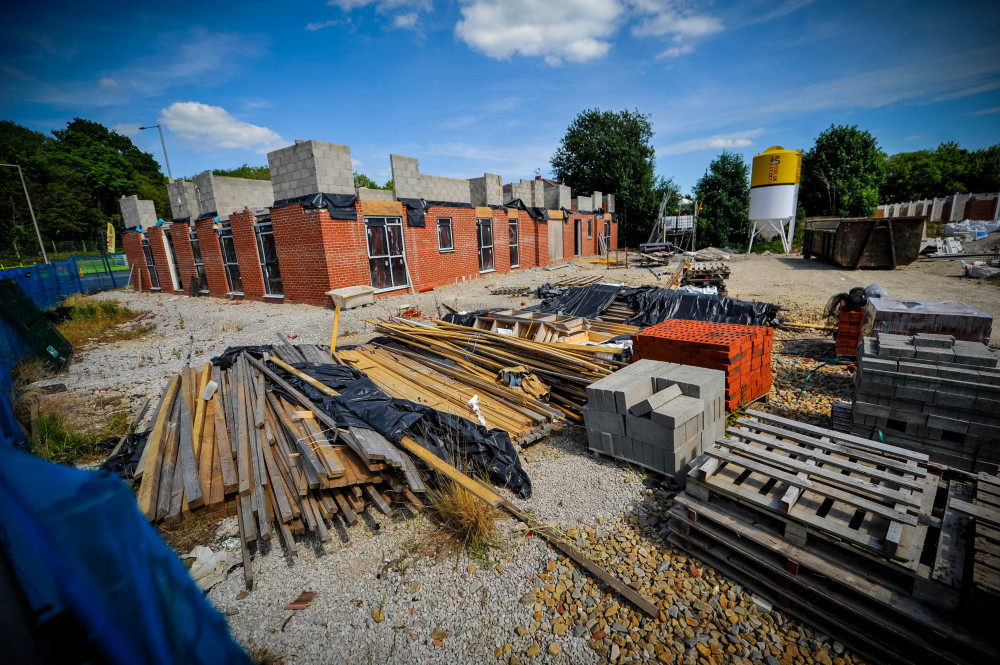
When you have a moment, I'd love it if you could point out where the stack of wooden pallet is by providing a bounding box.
[970,472,1000,602]
[669,410,999,665]
[680,261,730,294]
[599,295,635,324]
[369,318,625,419]
[136,346,425,589]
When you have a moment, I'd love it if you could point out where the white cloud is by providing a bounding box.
[969,106,1000,116]
[351,158,363,168]
[455,0,623,65]
[112,123,142,137]
[328,0,431,9]
[659,128,765,155]
[904,135,921,141]
[306,20,341,31]
[160,102,286,153]
[98,77,119,92]
[393,12,419,28]
[629,0,723,57]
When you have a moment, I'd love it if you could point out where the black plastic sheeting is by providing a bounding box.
[399,198,475,228]
[100,431,150,480]
[504,198,550,221]
[621,287,773,327]
[442,308,501,327]
[272,193,359,220]
[533,283,622,319]
[211,347,532,498]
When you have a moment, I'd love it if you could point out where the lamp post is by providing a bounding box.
[139,124,173,182]
[1,163,48,264]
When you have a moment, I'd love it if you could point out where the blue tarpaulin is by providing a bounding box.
[0,444,249,664]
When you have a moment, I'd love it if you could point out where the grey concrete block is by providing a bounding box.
[614,376,655,413]
[630,384,682,416]
[651,395,704,429]
[914,348,955,363]
[583,407,625,436]
[913,333,955,348]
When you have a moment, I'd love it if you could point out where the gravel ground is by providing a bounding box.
[36,251,999,664]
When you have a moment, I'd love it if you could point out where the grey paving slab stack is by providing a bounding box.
[584,360,725,484]
[851,334,1000,472]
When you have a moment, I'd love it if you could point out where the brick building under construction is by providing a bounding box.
[119,140,618,308]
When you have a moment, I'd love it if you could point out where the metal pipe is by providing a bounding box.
[1,163,47,263]
[139,124,173,181]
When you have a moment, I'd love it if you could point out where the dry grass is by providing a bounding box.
[426,480,499,550]
[56,294,154,347]
[11,357,53,386]
[158,513,225,555]
[26,392,131,465]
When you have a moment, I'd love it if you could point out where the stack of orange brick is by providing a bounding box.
[631,319,774,412]
[837,304,864,358]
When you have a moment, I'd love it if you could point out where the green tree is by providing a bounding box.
[800,124,885,217]
[213,163,271,180]
[353,172,393,190]
[967,144,1000,194]
[693,151,750,249]
[882,150,941,203]
[551,108,668,245]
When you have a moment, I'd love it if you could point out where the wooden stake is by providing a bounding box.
[330,304,341,354]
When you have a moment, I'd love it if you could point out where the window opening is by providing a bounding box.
[365,216,409,291]
[189,231,208,292]
[217,224,243,294]
[254,221,283,296]
[508,219,519,268]
[437,218,454,252]
[477,218,494,272]
[140,238,160,289]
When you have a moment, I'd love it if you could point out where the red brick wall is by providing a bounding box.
[532,215,549,268]
[167,224,197,293]
[964,198,998,221]
[564,217,578,259]
[610,220,618,250]
[146,227,173,291]
[229,210,266,301]
[940,201,953,224]
[122,231,154,293]
[194,218,230,297]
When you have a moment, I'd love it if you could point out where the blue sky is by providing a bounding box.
[2,0,999,194]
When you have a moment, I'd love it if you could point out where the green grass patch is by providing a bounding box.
[56,294,153,347]
[30,408,130,465]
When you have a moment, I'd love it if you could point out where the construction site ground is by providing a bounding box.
[38,250,1000,665]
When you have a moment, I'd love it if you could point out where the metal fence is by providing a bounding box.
[0,253,130,395]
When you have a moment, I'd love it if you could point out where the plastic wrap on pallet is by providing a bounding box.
[621,287,773,327]
[211,346,532,498]
[442,308,503,327]
[532,283,623,319]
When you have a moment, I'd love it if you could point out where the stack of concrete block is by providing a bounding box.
[862,297,993,345]
[166,180,200,221]
[268,140,355,200]
[544,181,571,210]
[469,174,503,207]
[191,171,274,220]
[851,333,1000,472]
[584,360,725,483]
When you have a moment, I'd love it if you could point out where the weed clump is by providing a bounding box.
[427,480,499,551]
[56,294,152,346]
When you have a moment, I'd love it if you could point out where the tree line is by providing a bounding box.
[549,109,1000,249]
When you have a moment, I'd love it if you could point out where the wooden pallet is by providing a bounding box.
[971,472,1000,599]
[668,482,998,665]
[554,274,602,287]
[490,285,530,295]
[689,410,937,569]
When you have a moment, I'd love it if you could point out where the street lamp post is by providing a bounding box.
[1,163,48,264]
[139,124,173,181]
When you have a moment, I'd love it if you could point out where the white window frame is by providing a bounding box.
[508,218,519,268]
[365,216,410,292]
[477,218,495,273]
[437,217,454,252]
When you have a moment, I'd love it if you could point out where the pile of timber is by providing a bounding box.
[338,344,561,446]
[600,296,636,324]
[135,346,425,589]
[680,261,730,294]
[669,410,999,665]
[368,318,626,419]
[471,309,638,343]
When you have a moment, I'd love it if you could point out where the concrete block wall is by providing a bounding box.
[950,193,970,222]
[603,194,615,213]
[389,154,472,203]
[166,180,200,220]
[357,188,394,201]
[268,140,354,200]
[469,173,502,206]
[931,197,945,222]
[119,195,158,230]
[544,182,571,210]
[574,194,593,213]
[390,155,421,199]
[193,172,273,219]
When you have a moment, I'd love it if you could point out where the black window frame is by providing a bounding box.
[217,224,243,295]
[188,230,209,293]
[140,237,160,290]
[253,220,284,297]
[508,218,519,268]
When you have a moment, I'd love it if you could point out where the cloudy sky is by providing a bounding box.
[2,0,998,193]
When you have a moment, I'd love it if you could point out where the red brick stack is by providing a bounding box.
[836,304,864,358]
[631,319,773,412]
